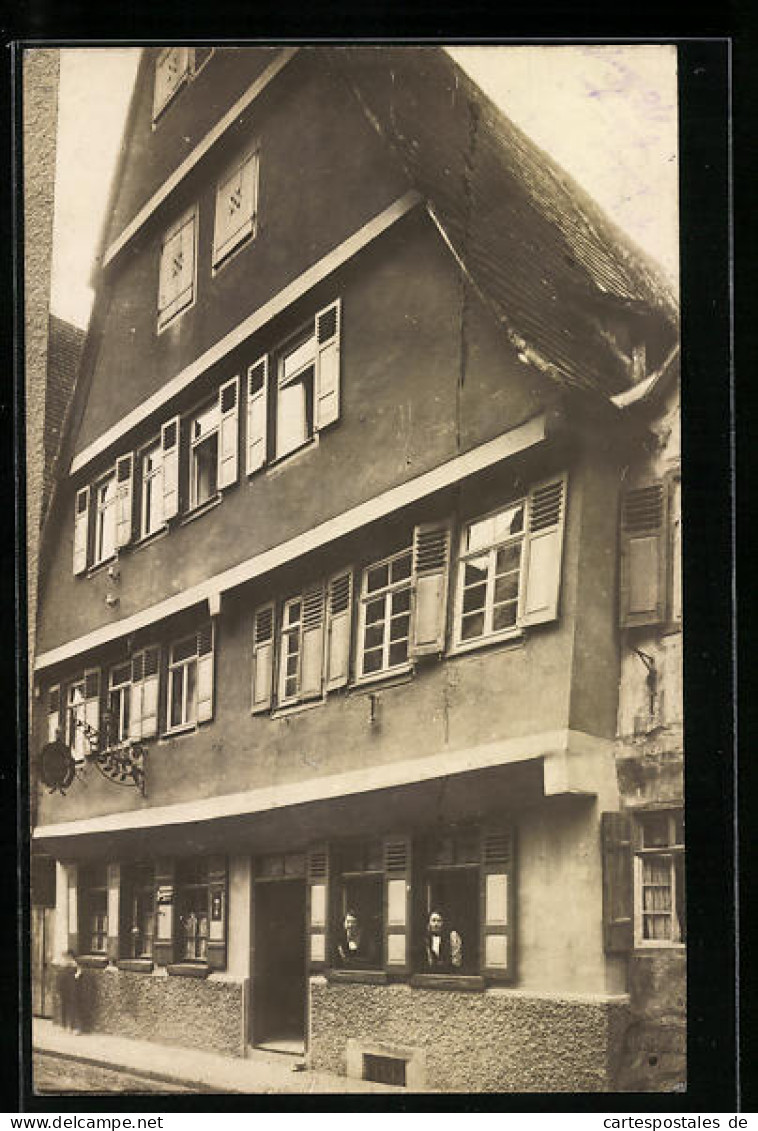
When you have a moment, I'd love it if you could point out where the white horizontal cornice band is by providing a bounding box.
[36,412,546,672]
[32,727,578,841]
[71,190,422,478]
[102,47,299,270]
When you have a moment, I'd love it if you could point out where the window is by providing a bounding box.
[129,646,160,740]
[158,208,196,330]
[123,863,155,959]
[277,588,325,706]
[141,440,164,537]
[94,472,118,566]
[213,151,258,267]
[420,829,481,974]
[635,810,685,946]
[619,471,681,630]
[357,548,413,679]
[334,840,384,970]
[166,624,214,732]
[79,865,108,954]
[455,501,525,646]
[66,670,100,762]
[190,402,219,508]
[153,47,191,120]
[275,326,316,460]
[47,685,61,743]
[174,857,227,967]
[107,662,132,745]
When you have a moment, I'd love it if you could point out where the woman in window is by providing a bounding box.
[335,910,378,969]
[423,909,463,972]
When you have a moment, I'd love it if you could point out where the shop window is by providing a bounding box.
[357,548,413,680]
[158,208,196,331]
[635,810,685,946]
[334,840,384,970]
[107,662,132,745]
[79,864,108,955]
[166,624,214,733]
[123,862,155,959]
[175,857,227,968]
[213,150,258,267]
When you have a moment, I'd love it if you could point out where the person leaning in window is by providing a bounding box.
[423,910,463,972]
[335,910,376,968]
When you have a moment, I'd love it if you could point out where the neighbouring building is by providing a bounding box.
[30,46,681,1092]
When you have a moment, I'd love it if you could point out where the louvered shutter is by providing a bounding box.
[161,417,180,520]
[73,487,90,575]
[410,520,452,658]
[84,669,101,753]
[326,570,353,691]
[479,828,516,981]
[383,836,412,975]
[141,647,160,737]
[67,864,79,954]
[251,603,275,713]
[217,376,239,489]
[314,299,341,430]
[300,586,326,701]
[106,863,120,962]
[518,474,567,627]
[307,844,331,973]
[246,356,268,474]
[153,859,175,966]
[47,685,61,743]
[115,454,134,547]
[619,482,668,628]
[129,653,144,740]
[206,856,227,970]
[601,811,634,952]
[196,623,215,723]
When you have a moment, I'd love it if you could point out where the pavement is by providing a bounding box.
[32,1019,404,1095]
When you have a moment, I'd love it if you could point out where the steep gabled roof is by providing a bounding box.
[325,46,678,397]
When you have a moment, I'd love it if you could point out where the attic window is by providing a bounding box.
[153,48,191,121]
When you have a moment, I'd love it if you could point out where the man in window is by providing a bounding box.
[334,910,377,969]
[423,909,463,972]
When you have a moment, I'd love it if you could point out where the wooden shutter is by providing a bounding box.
[300,585,326,701]
[67,864,78,954]
[479,828,516,981]
[141,647,160,737]
[410,520,452,658]
[161,416,180,520]
[383,836,412,975]
[84,668,100,752]
[47,685,61,743]
[206,856,227,970]
[619,482,668,628]
[326,570,353,691]
[153,859,175,966]
[217,376,239,489]
[196,623,215,723]
[251,603,275,713]
[307,844,331,973]
[314,299,341,430]
[154,46,189,118]
[518,474,567,627]
[179,215,195,302]
[115,454,134,547]
[106,863,120,962]
[129,653,144,740]
[214,154,257,264]
[246,356,268,474]
[668,473,682,625]
[601,811,634,952]
[73,487,90,575]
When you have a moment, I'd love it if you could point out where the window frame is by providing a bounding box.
[277,595,304,707]
[123,862,156,960]
[188,398,221,511]
[166,633,200,734]
[79,864,108,956]
[107,661,132,746]
[212,149,259,270]
[355,546,414,684]
[92,469,118,568]
[333,839,385,973]
[633,809,685,949]
[139,436,166,540]
[451,499,527,655]
[157,206,197,333]
[272,322,318,463]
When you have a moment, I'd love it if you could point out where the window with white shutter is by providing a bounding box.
[217,377,239,489]
[276,586,326,706]
[115,454,134,548]
[619,482,668,628]
[246,356,268,475]
[108,662,132,744]
[141,440,165,538]
[357,548,413,682]
[251,603,275,714]
[517,475,567,627]
[93,473,118,566]
[166,625,214,733]
[410,521,451,658]
[47,685,61,743]
[153,47,191,121]
[307,844,331,974]
[160,417,180,521]
[158,208,196,330]
[213,151,258,267]
[66,669,101,762]
[73,487,90,575]
[129,647,161,742]
[326,570,353,691]
[314,300,341,431]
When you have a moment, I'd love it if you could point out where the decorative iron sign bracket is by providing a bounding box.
[38,714,147,797]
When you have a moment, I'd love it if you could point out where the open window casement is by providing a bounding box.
[410,520,452,658]
[601,811,634,952]
[306,844,331,973]
[251,602,275,714]
[217,376,239,489]
[196,623,215,723]
[47,685,61,743]
[619,482,669,628]
[246,355,268,474]
[160,417,181,520]
[153,47,190,120]
[300,585,326,701]
[115,454,134,548]
[314,299,341,431]
[479,828,516,981]
[206,856,228,970]
[129,647,160,740]
[73,487,90,575]
[213,152,258,266]
[326,570,353,691]
[517,474,567,627]
[383,836,413,975]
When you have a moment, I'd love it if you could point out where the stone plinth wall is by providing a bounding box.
[52,966,247,1057]
[616,950,686,1093]
[309,978,630,1093]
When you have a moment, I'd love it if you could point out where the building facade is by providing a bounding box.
[31,46,681,1092]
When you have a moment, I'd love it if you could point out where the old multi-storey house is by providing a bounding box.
[30,46,681,1092]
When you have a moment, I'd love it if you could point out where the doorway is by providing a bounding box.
[252,878,306,1050]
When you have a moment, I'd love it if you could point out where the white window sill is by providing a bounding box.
[271,696,325,720]
[447,629,524,660]
[633,942,686,952]
[351,665,414,692]
[265,435,319,477]
[180,494,223,526]
[86,553,119,578]
[161,723,198,741]
[132,524,170,552]
[151,75,190,127]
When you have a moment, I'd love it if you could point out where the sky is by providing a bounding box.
[49,45,678,331]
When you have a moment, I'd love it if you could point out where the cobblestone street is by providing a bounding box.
[33,1053,193,1095]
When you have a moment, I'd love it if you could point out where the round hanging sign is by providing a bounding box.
[38,740,76,792]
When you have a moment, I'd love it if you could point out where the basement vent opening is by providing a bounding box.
[363,1053,407,1087]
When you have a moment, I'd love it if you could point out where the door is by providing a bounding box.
[252,879,306,1047]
